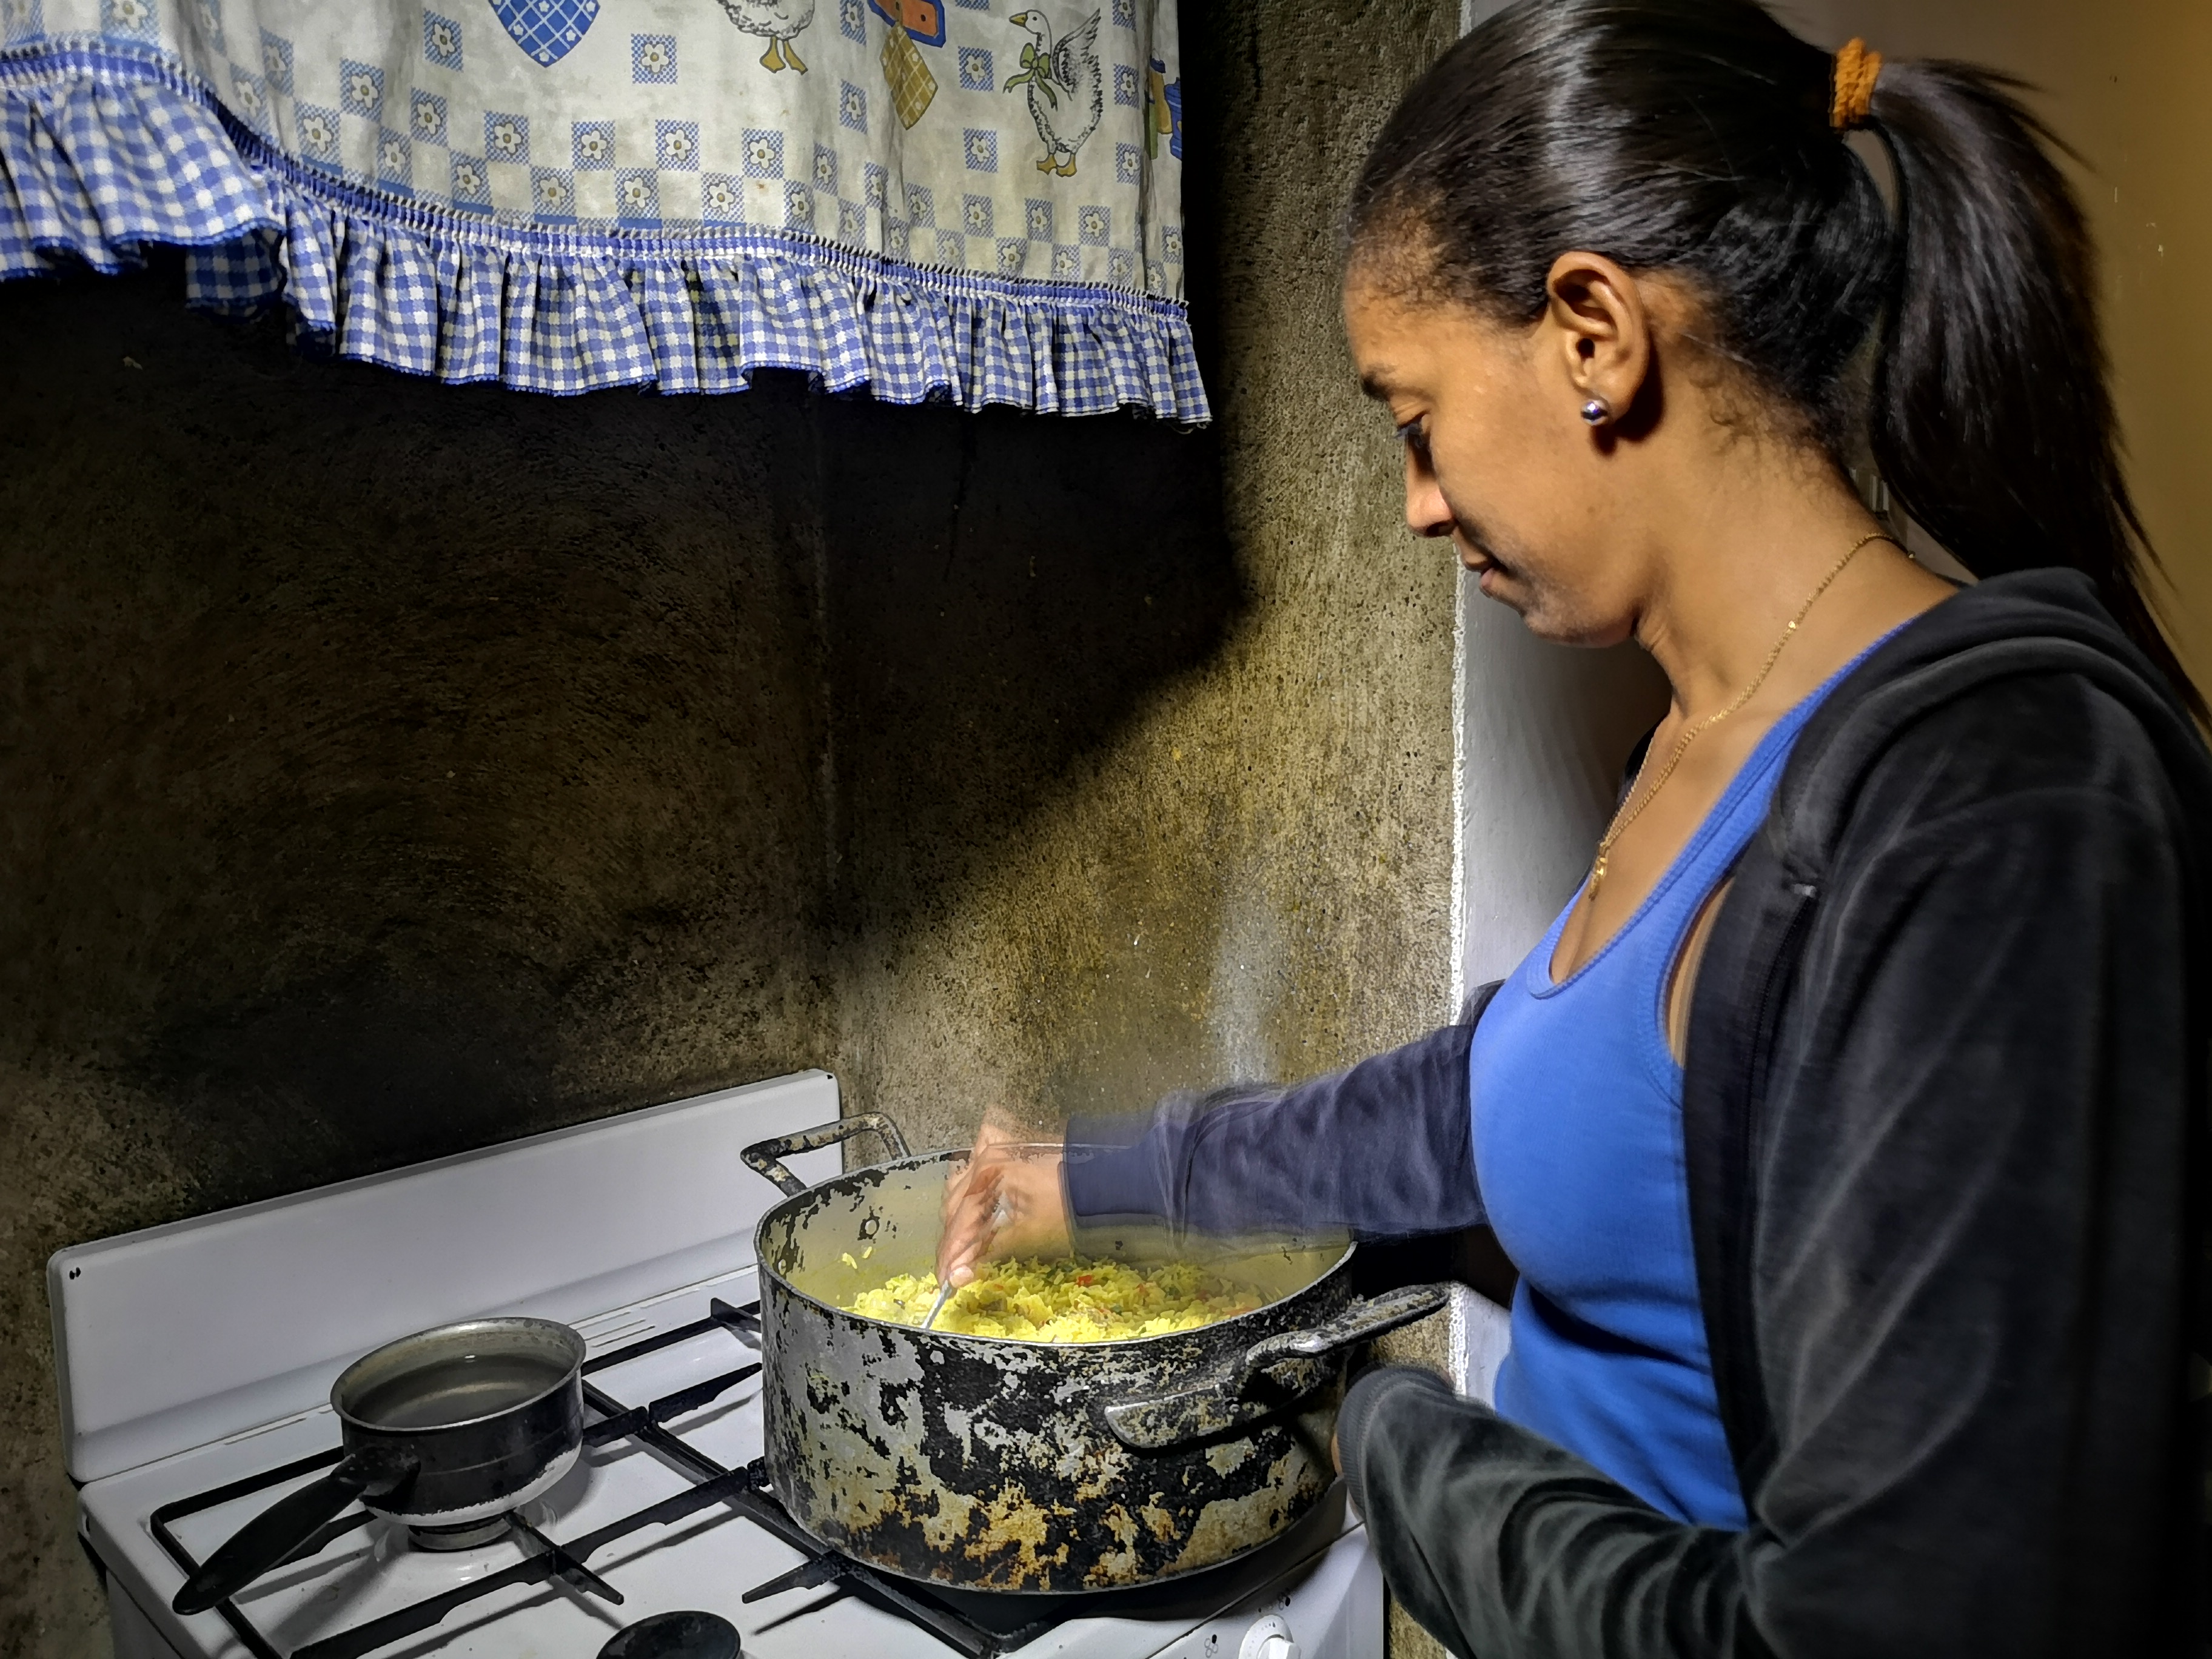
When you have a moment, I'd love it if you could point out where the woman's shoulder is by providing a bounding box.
[1774,571,2212,871]
[1865,664,2182,826]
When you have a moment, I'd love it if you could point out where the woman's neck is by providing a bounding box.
[1627,447,1954,722]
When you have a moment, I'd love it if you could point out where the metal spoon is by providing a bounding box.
[921,1279,954,1331]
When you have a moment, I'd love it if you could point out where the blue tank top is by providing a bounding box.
[1469,648,1883,1526]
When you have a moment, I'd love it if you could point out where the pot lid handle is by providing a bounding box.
[742,1113,911,1196]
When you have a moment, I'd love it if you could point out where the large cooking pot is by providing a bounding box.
[743,1113,1446,1595]
[171,1316,586,1616]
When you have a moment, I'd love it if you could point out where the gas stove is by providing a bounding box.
[53,1072,1386,1659]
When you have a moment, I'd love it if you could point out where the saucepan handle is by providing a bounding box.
[741,1113,911,1198]
[1098,1282,1452,1450]
[172,1440,417,1616]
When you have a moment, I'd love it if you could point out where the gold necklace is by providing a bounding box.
[1586,529,1892,897]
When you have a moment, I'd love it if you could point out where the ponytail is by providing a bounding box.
[1866,62,2204,717]
[1346,0,2203,720]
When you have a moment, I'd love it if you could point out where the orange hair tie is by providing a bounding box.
[1831,38,1883,131]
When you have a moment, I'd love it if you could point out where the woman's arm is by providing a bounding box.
[1062,988,1498,1241]
[1340,1370,1768,1658]
[936,985,1500,1288]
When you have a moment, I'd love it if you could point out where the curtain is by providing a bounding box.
[0,0,1202,416]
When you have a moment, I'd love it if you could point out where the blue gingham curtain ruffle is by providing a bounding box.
[0,41,1207,417]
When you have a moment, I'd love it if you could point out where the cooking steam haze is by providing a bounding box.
[1208,885,1287,1087]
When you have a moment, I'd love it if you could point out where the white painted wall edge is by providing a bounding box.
[1443,0,1670,1398]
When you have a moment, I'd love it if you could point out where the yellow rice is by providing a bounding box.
[845,1255,1265,1342]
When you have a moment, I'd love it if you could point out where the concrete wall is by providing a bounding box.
[0,3,1463,1654]
[0,282,853,1654]
[829,2,1464,1153]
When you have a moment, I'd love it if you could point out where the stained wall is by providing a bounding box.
[825,3,1465,1150]
[0,281,848,1654]
[0,4,1463,1655]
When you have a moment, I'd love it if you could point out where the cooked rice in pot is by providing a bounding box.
[843,1255,1265,1342]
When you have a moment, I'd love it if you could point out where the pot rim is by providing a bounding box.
[753,1148,1358,1352]
[330,1315,586,1433]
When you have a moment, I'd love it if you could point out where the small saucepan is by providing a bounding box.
[172,1316,586,1616]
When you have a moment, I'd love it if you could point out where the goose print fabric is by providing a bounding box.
[0,0,1201,415]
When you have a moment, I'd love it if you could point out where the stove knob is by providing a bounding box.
[1237,1614,1300,1659]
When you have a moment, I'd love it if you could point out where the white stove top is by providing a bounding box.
[85,1263,1377,1659]
[56,1075,1383,1659]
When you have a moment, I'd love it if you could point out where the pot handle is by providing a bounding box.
[172,1441,417,1616]
[1098,1282,1452,1450]
[741,1112,911,1197]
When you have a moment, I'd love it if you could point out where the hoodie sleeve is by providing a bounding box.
[1338,672,2203,1657]
[1061,985,1498,1241]
[1337,1367,1772,1659]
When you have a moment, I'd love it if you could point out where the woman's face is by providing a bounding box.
[1341,272,1644,649]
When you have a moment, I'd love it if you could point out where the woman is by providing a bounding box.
[940,1,2212,1651]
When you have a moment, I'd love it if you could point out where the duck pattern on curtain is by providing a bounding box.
[0,0,1202,417]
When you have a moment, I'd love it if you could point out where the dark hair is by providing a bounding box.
[1347,0,2202,719]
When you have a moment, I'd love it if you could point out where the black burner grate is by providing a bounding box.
[146,1298,1054,1659]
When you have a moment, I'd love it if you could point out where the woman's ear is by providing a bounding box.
[1543,252,1652,423]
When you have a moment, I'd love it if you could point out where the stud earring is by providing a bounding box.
[1580,398,1612,426]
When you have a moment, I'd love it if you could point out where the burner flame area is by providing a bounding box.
[377,1496,559,1557]
[407,1517,513,1552]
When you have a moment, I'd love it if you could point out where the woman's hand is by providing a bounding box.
[936,1119,1070,1289]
